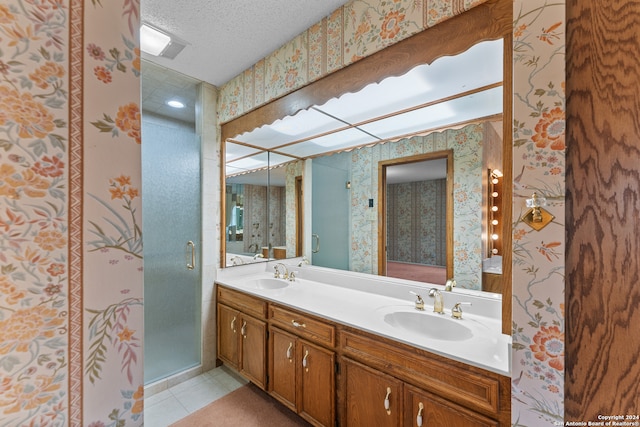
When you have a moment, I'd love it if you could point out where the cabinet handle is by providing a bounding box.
[302,349,309,371]
[291,320,306,328]
[286,342,293,362]
[384,387,392,415]
[417,402,424,427]
[241,320,247,338]
[230,316,236,333]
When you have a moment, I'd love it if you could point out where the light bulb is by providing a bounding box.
[492,192,499,198]
[492,248,498,254]
[491,206,498,212]
[492,219,498,225]
[492,178,499,185]
[491,234,499,240]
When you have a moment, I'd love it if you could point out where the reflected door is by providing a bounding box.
[311,161,349,270]
[142,120,202,384]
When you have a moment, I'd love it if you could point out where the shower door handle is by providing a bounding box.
[186,241,195,270]
[312,233,320,253]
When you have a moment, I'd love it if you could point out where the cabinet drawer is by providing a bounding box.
[217,285,267,319]
[405,384,498,427]
[269,305,336,347]
[341,330,503,417]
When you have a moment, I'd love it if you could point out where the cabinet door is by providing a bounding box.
[239,314,267,389]
[299,341,335,427]
[405,385,498,427]
[217,304,239,369]
[343,358,402,427]
[269,327,297,411]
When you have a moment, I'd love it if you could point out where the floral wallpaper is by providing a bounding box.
[0,0,144,425]
[0,0,566,424]
[218,0,490,123]
[387,179,447,266]
[511,0,565,425]
[285,160,304,258]
[349,124,485,289]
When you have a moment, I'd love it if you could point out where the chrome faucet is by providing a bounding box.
[253,253,264,260]
[273,263,289,279]
[231,256,244,266]
[297,256,309,267]
[429,288,445,314]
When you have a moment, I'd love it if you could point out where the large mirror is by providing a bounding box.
[221,0,512,333]
[221,1,512,333]
[223,38,506,289]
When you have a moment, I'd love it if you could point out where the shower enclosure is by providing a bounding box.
[142,117,202,384]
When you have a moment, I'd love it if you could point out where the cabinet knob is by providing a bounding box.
[417,402,424,427]
[384,387,392,415]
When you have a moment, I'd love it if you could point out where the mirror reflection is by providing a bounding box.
[382,155,450,285]
[223,38,505,293]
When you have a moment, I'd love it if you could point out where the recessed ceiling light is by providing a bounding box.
[167,99,185,109]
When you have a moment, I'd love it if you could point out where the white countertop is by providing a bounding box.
[216,261,511,377]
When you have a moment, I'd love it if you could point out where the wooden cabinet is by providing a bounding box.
[215,284,510,427]
[216,287,268,389]
[298,340,334,427]
[217,303,240,369]
[340,328,510,426]
[269,327,297,411]
[343,358,403,427]
[268,305,336,427]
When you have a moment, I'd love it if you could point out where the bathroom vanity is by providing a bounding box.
[215,262,511,427]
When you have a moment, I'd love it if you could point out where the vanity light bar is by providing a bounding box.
[489,169,502,256]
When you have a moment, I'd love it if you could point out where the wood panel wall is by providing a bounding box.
[566,0,640,419]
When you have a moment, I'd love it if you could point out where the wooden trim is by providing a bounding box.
[501,32,513,336]
[220,139,227,268]
[295,176,303,257]
[377,151,454,279]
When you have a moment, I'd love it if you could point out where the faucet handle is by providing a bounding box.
[444,279,457,292]
[409,291,425,311]
[273,264,281,278]
[451,302,472,319]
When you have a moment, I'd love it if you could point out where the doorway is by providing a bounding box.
[141,62,202,385]
[379,152,453,284]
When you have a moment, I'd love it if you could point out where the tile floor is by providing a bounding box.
[144,366,248,427]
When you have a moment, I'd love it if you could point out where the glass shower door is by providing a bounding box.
[311,160,349,270]
[142,120,202,384]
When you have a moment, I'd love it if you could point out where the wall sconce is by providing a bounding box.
[522,192,554,231]
[489,169,502,256]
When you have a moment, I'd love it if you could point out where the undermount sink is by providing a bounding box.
[383,311,473,341]
[245,278,290,290]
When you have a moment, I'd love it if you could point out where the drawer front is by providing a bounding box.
[269,305,335,347]
[341,330,502,416]
[405,384,498,427]
[217,285,267,319]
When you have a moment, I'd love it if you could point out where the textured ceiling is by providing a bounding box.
[141,0,349,124]
[141,0,350,86]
